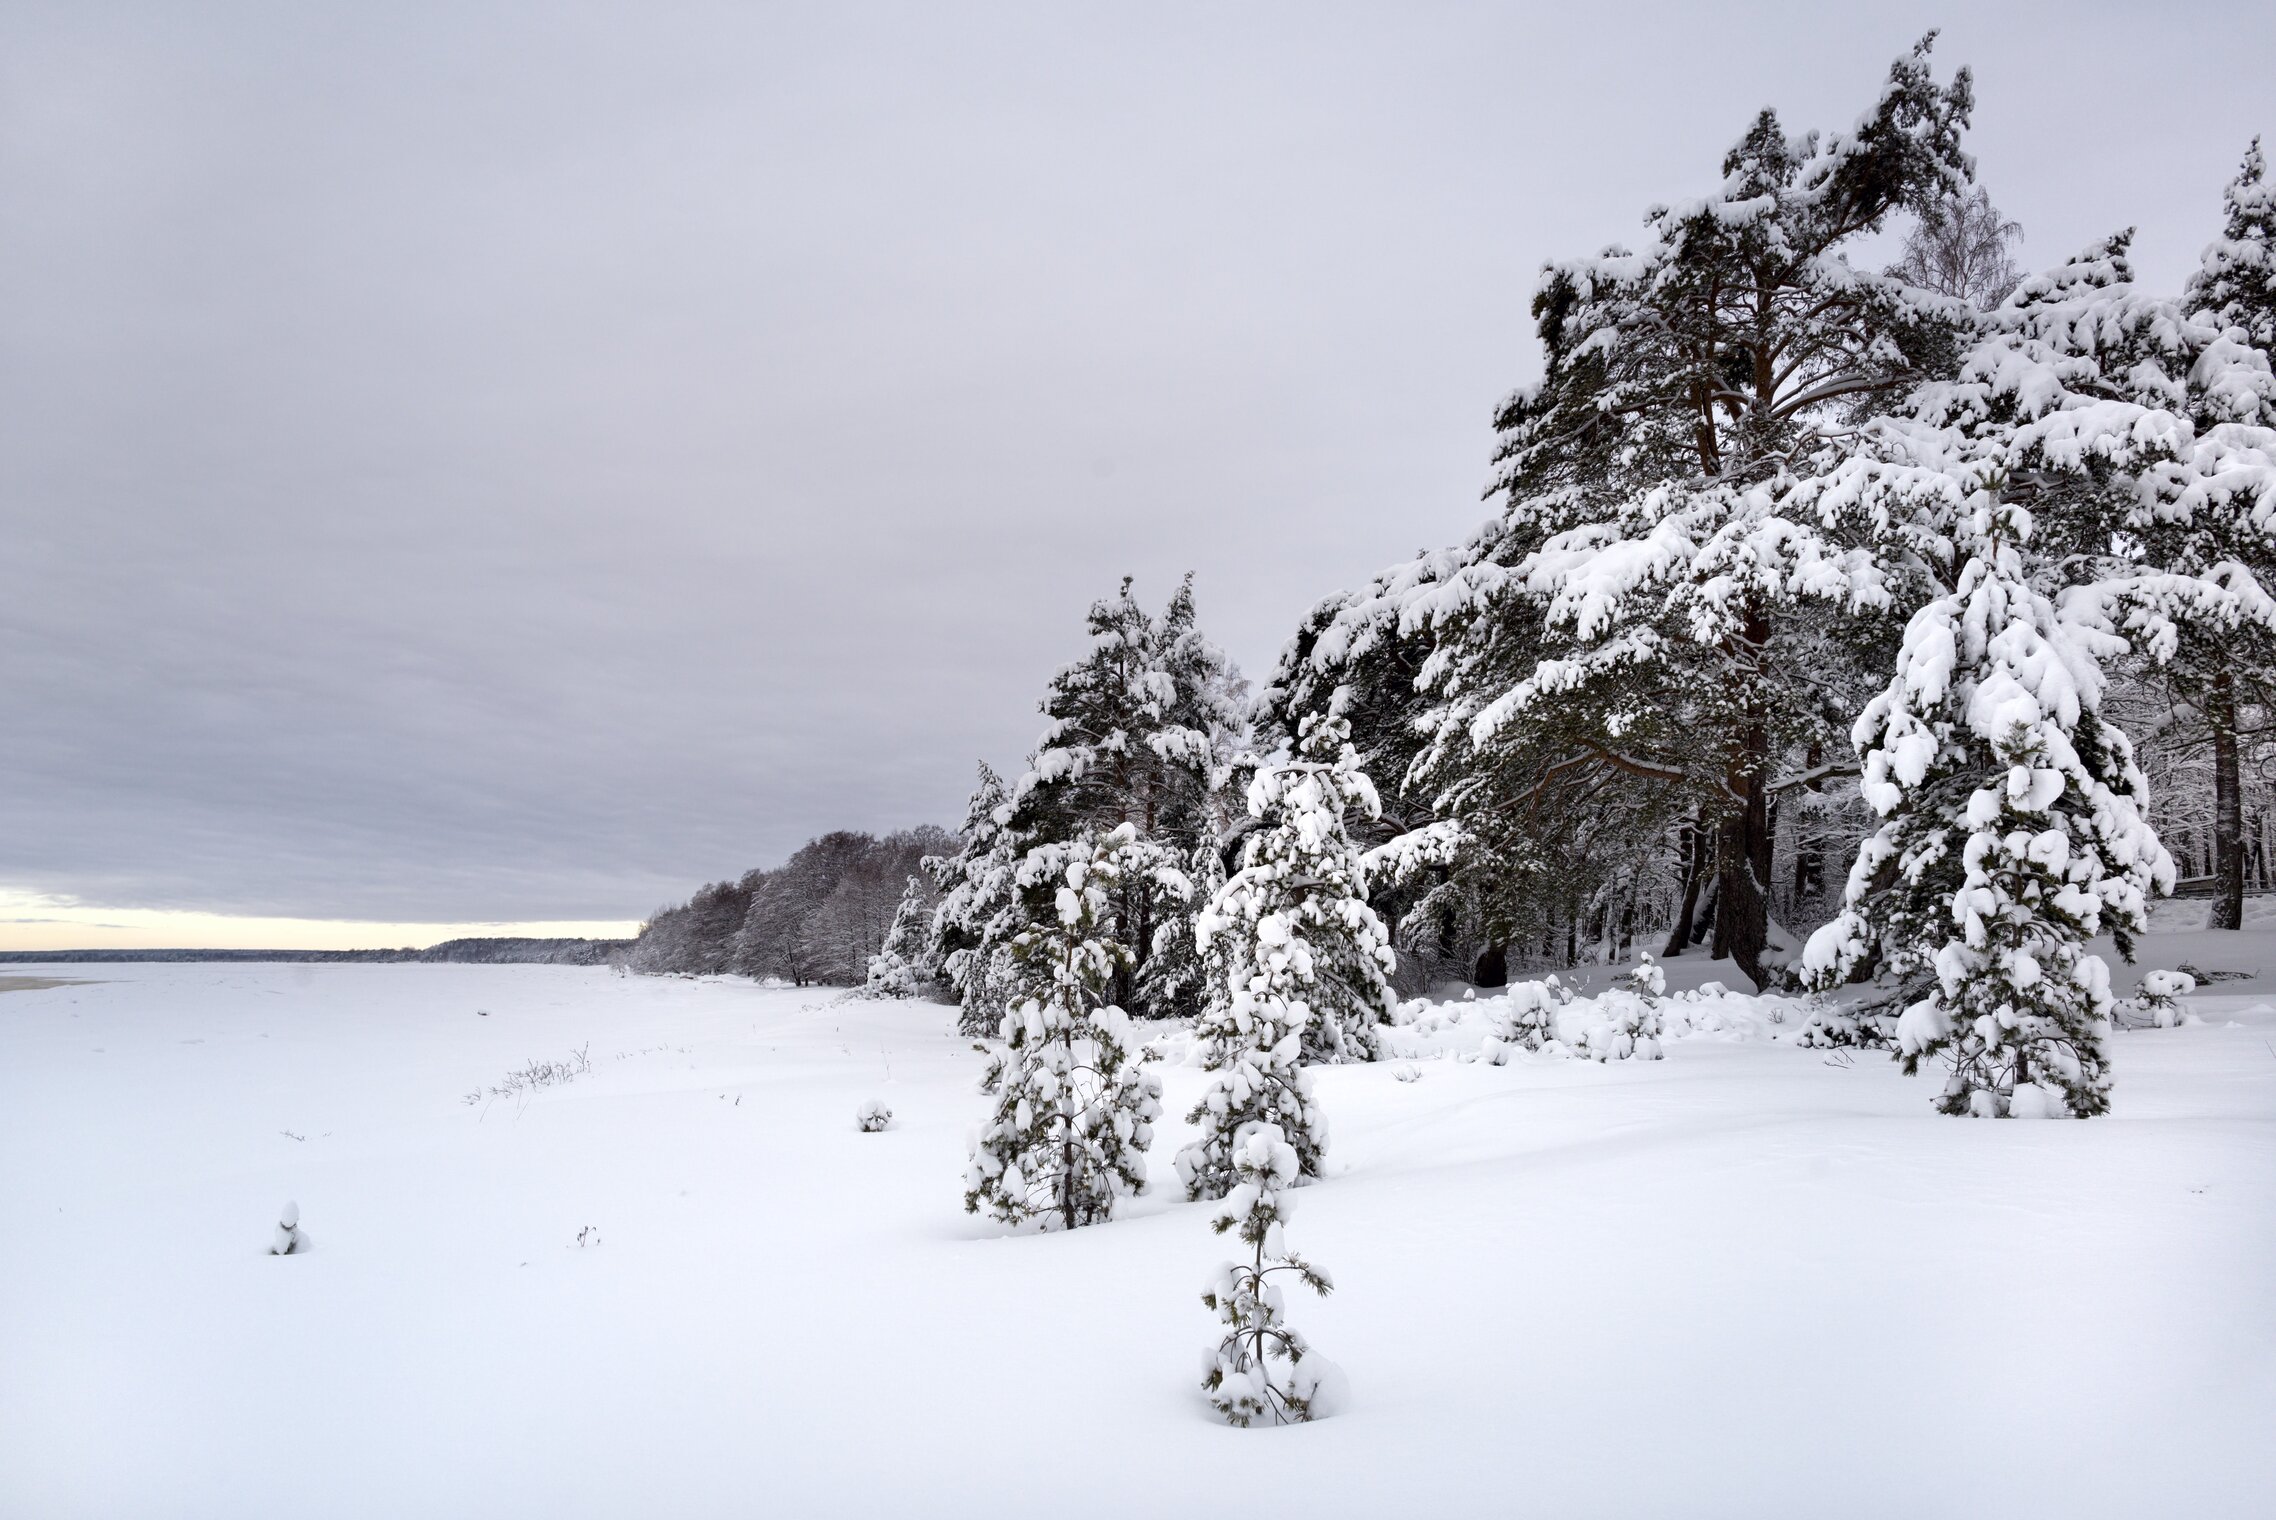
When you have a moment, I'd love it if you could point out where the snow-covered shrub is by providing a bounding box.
[2119,970,2197,1030]
[963,828,1164,1230]
[1391,1062,1422,1083]
[268,1201,306,1257]
[1574,988,1664,1063]
[1585,955,1667,1061]
[1200,1125,1337,1427]
[1614,955,1666,1001]
[1793,998,1897,1050]
[1479,979,1565,1064]
[855,1099,893,1132]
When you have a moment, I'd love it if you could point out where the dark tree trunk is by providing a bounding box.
[1473,943,1508,988]
[2211,665,2246,932]
[1664,814,1705,956]
[1711,723,1775,989]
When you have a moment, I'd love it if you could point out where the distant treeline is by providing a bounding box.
[628,828,950,983]
[0,937,628,966]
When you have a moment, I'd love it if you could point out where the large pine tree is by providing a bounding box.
[1398,38,1979,990]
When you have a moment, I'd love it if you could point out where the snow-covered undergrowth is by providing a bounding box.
[2,958,2271,1517]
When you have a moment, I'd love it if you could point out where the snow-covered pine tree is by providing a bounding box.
[1388,38,1979,991]
[1210,713,1398,1068]
[2166,141,2276,932]
[1005,577,1246,1019]
[2121,969,2195,1030]
[1802,500,2169,1117]
[864,874,942,998]
[1174,832,1328,1199]
[1258,551,1510,987]
[930,763,1028,1035]
[1199,1124,1336,1426]
[2192,139,2276,352]
[1138,839,1226,1035]
[963,826,1164,1230]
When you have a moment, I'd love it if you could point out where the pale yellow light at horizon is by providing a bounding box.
[0,889,638,954]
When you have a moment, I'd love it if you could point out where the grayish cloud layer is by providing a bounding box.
[5,1,2270,923]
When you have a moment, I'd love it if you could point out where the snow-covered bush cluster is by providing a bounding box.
[855,1099,893,1132]
[1463,967,1778,1066]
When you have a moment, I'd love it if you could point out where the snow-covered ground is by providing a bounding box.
[2,954,2271,1519]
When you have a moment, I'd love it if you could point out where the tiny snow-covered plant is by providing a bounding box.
[2120,970,2196,1030]
[1391,1062,1422,1083]
[855,1099,893,1132]
[963,827,1164,1230]
[1614,955,1666,1001]
[1200,1125,1337,1427]
[268,1201,306,1257]
[1481,978,1566,1064]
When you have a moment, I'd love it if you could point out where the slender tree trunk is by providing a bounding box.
[1665,814,1705,956]
[2211,665,2246,932]
[1712,608,1777,989]
[1712,745,1773,988]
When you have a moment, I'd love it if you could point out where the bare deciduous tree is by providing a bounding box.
[1891,184,2025,309]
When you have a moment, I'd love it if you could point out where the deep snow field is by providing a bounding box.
[3,945,2272,1520]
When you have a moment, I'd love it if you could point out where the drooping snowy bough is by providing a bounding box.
[1200,1124,1337,1427]
[963,827,1164,1230]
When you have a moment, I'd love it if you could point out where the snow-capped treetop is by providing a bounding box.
[2189,139,2276,354]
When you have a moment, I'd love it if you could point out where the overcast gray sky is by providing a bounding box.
[4,1,2270,942]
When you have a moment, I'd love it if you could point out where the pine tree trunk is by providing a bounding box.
[2211,665,2246,932]
[1664,815,1704,956]
[1711,739,1773,989]
[1473,943,1508,988]
[1710,608,1776,989]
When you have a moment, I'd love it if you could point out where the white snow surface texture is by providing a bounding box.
[1,955,2271,1518]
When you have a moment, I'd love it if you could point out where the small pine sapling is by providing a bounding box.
[1200,1124,1337,1427]
[1481,978,1567,1063]
[963,827,1165,1230]
[856,1099,893,1132]
[1597,954,1667,1061]
[2120,970,2196,1030]
[268,1201,307,1256]
[1174,886,1330,1200]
